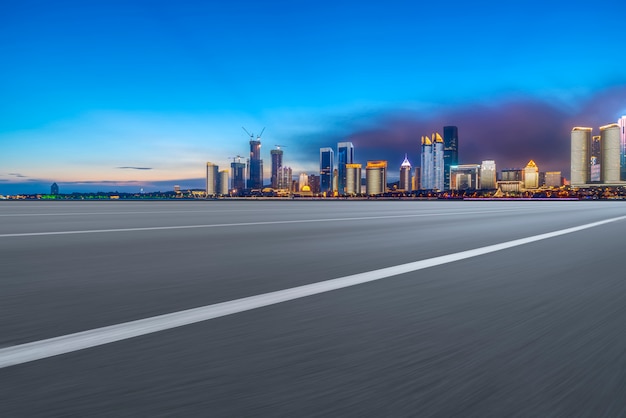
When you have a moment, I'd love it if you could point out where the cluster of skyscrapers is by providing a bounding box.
[570,116,626,187]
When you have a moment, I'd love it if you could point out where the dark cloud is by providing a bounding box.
[116,167,153,170]
[8,173,28,178]
[295,86,626,180]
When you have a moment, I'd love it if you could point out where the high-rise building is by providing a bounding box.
[366,160,387,195]
[279,166,292,190]
[320,147,334,193]
[270,148,283,189]
[231,160,246,193]
[620,116,626,181]
[50,182,59,195]
[500,168,523,182]
[545,171,562,188]
[399,155,412,191]
[524,160,539,189]
[345,163,362,195]
[420,135,433,189]
[206,162,219,197]
[443,126,459,190]
[480,160,496,189]
[590,135,602,183]
[571,127,592,187]
[298,173,309,191]
[248,138,263,189]
[218,170,229,195]
[600,123,621,184]
[308,174,320,194]
[432,133,444,190]
[450,165,480,190]
[337,142,354,195]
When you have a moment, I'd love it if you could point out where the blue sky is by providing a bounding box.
[2,0,626,193]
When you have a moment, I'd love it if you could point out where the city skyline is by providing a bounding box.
[2,0,626,194]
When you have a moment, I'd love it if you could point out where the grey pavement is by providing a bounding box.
[1,200,626,417]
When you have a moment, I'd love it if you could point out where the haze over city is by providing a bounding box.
[2,0,626,194]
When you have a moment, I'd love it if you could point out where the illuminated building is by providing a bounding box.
[248,138,263,189]
[524,160,539,189]
[231,160,246,192]
[399,154,412,191]
[450,164,480,190]
[279,166,292,190]
[337,142,354,195]
[545,171,562,188]
[433,133,444,190]
[571,127,592,187]
[443,126,458,190]
[366,160,387,195]
[420,135,433,189]
[270,148,283,189]
[500,168,523,182]
[218,170,229,195]
[298,173,308,191]
[590,135,601,183]
[206,162,219,196]
[320,147,334,193]
[50,183,59,195]
[345,163,362,195]
[600,123,621,184]
[617,116,626,181]
[308,174,320,194]
[480,160,496,189]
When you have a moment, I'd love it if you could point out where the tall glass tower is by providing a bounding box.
[320,147,334,193]
[270,148,283,189]
[248,138,263,189]
[443,126,458,190]
[420,135,433,189]
[337,142,354,195]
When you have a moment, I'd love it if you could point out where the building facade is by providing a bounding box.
[480,160,496,189]
[433,133,444,190]
[443,126,458,190]
[218,170,229,196]
[248,139,263,189]
[620,116,626,181]
[524,160,539,189]
[270,148,283,189]
[231,161,246,192]
[545,171,562,188]
[450,164,480,190]
[600,123,621,184]
[420,135,433,189]
[337,142,354,195]
[399,155,412,191]
[320,147,334,193]
[206,162,219,196]
[366,161,387,195]
[571,127,592,187]
[345,163,362,195]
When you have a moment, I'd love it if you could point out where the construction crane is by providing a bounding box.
[228,155,243,164]
[242,126,266,140]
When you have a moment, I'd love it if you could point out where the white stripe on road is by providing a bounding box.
[0,208,533,238]
[2,214,625,369]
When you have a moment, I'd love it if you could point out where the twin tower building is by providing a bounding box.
[571,116,626,187]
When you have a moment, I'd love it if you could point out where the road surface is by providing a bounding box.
[1,200,626,416]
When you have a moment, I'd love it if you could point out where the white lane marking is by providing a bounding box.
[2,214,625,369]
[0,208,545,238]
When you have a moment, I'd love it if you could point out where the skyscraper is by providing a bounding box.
[270,147,283,189]
[298,173,309,191]
[320,147,334,193]
[443,126,459,190]
[433,132,444,190]
[571,127,592,187]
[450,165,480,190]
[206,162,219,197]
[248,137,263,189]
[218,170,229,196]
[366,161,387,195]
[420,135,433,189]
[345,163,362,195]
[524,160,539,189]
[50,182,59,195]
[337,142,354,195]
[620,116,626,181]
[231,160,246,193]
[600,123,621,184]
[480,160,496,189]
[399,154,412,191]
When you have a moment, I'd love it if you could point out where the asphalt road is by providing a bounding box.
[1,200,626,417]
